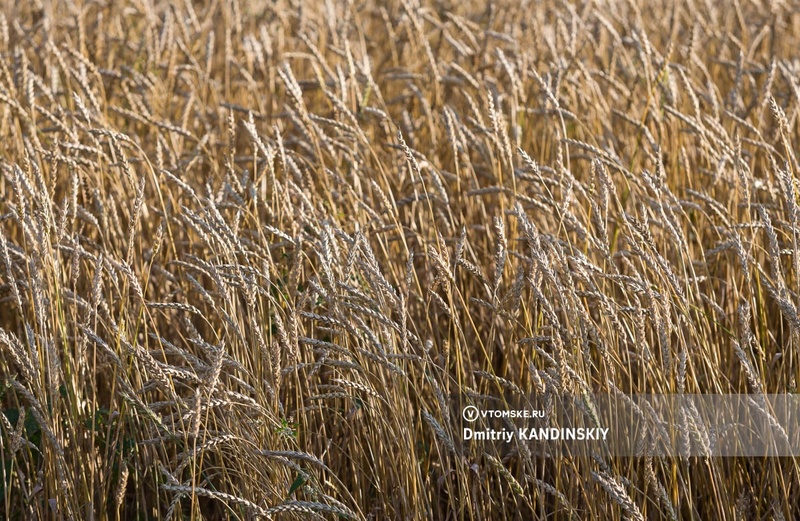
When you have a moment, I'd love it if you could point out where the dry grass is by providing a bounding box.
[1,0,800,519]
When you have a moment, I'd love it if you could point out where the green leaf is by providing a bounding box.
[288,473,306,496]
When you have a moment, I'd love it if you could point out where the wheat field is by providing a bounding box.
[0,0,799,519]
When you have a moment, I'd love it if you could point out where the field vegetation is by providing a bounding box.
[1,0,800,518]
